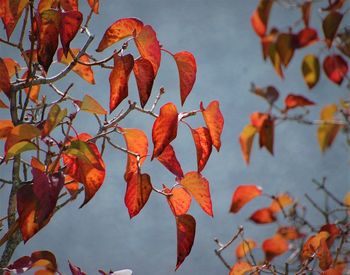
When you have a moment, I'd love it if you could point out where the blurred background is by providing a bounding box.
[0,1,349,274]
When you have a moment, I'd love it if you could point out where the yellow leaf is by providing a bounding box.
[6,141,37,160]
[239,124,257,165]
[302,54,320,89]
[79,95,107,115]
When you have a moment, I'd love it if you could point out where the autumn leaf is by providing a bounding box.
[96,18,144,52]
[261,29,278,60]
[323,11,343,48]
[134,25,161,75]
[0,120,14,139]
[151,102,178,159]
[229,262,252,275]
[276,33,294,67]
[317,104,341,152]
[200,100,224,152]
[302,231,330,260]
[251,0,274,37]
[87,0,99,14]
[321,269,342,275]
[156,144,184,178]
[32,168,64,224]
[38,0,59,13]
[22,70,41,103]
[4,124,40,155]
[269,193,294,213]
[239,124,257,165]
[163,185,191,216]
[124,172,152,218]
[175,214,196,270]
[133,57,155,108]
[62,133,105,207]
[235,239,256,259]
[172,51,197,105]
[344,191,350,207]
[323,55,348,85]
[0,98,8,109]
[190,127,212,172]
[284,94,315,110]
[37,9,60,71]
[320,224,341,246]
[230,185,262,213]
[0,57,11,97]
[179,171,213,217]
[69,260,87,275]
[41,104,67,138]
[250,207,276,224]
[301,1,311,27]
[59,10,83,56]
[295,28,318,48]
[277,226,304,240]
[5,141,37,160]
[1,0,29,39]
[57,48,96,84]
[109,54,134,113]
[317,238,333,270]
[269,42,284,79]
[59,0,78,11]
[77,94,107,115]
[120,127,148,181]
[262,235,289,261]
[2,57,21,78]
[302,54,320,89]
[251,113,274,155]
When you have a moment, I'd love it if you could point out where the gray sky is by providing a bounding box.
[0,1,349,274]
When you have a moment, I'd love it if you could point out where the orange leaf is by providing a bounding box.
[124,172,152,218]
[270,193,294,213]
[190,127,212,172]
[276,33,294,67]
[239,124,257,165]
[41,104,67,138]
[321,269,342,275]
[179,171,213,217]
[1,0,29,39]
[295,28,318,48]
[302,231,330,260]
[251,113,274,155]
[0,98,8,109]
[163,185,191,216]
[37,9,60,71]
[250,208,276,224]
[22,70,41,103]
[172,51,197,105]
[109,54,134,113]
[235,239,256,259]
[0,120,14,139]
[262,235,289,261]
[64,175,80,198]
[2,57,21,78]
[87,0,99,14]
[251,0,273,37]
[302,54,320,89]
[175,214,196,270]
[57,48,95,84]
[77,94,107,115]
[133,57,155,108]
[284,94,315,110]
[320,224,341,246]
[151,102,178,159]
[317,238,332,271]
[62,134,105,207]
[120,127,148,181]
[134,25,161,75]
[229,262,252,275]
[277,226,304,240]
[200,100,224,152]
[59,0,78,11]
[323,11,343,48]
[96,18,144,52]
[38,0,59,13]
[0,58,11,97]
[317,104,341,152]
[344,191,350,206]
[156,144,184,178]
[59,10,82,56]
[323,55,348,85]
[230,185,262,213]
[4,124,40,155]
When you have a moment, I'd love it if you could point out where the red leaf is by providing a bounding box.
[120,127,148,181]
[230,185,262,213]
[163,185,191,216]
[109,54,134,113]
[179,171,213,217]
[62,134,105,207]
[320,224,341,246]
[37,9,60,71]
[175,214,196,270]
[295,28,318,48]
[239,124,257,165]
[190,127,212,172]
[60,0,78,11]
[323,11,343,48]
[251,0,274,37]
[69,260,87,275]
[284,94,315,110]
[262,235,289,261]
[323,55,348,85]
[0,57,11,97]
[57,48,95,84]
[96,18,143,52]
[200,100,224,152]
[151,102,178,159]
[229,262,252,275]
[133,57,155,108]
[59,10,83,56]
[250,207,276,224]
[134,25,161,75]
[172,51,197,105]
[32,168,64,224]
[317,238,332,271]
[124,172,152,218]
[86,0,99,14]
[156,144,184,177]
[1,0,29,39]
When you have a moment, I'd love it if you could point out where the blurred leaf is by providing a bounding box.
[323,55,348,85]
[302,54,320,89]
[239,124,257,165]
[251,0,273,37]
[284,94,315,110]
[262,235,289,261]
[230,185,262,213]
[250,207,276,224]
[229,262,252,275]
[235,239,256,259]
[323,11,343,48]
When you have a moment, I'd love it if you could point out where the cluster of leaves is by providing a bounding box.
[0,0,224,271]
